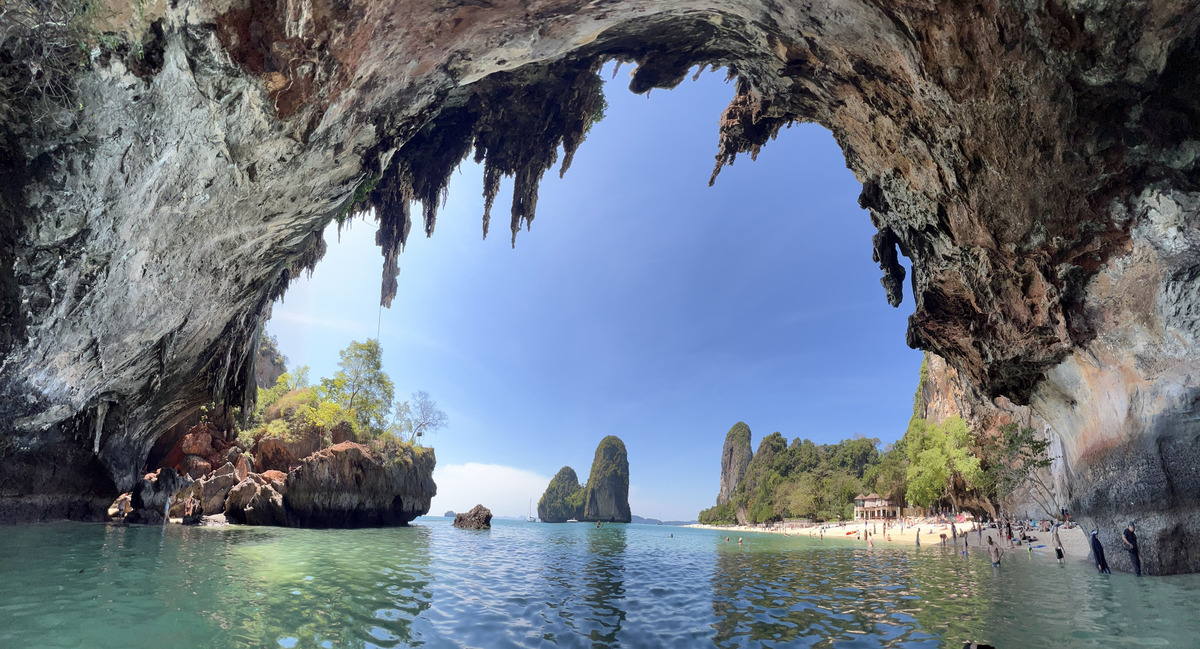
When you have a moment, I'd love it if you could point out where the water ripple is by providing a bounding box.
[3,521,1200,648]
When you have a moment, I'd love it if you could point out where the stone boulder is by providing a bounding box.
[125,508,165,525]
[196,462,241,514]
[281,441,436,528]
[181,429,214,457]
[453,504,493,530]
[582,436,631,523]
[254,434,321,473]
[130,468,194,516]
[179,454,212,480]
[717,422,753,506]
[223,474,287,526]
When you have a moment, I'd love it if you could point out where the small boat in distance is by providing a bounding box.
[566,519,579,523]
[527,498,536,523]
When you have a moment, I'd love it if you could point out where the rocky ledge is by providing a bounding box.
[122,441,435,528]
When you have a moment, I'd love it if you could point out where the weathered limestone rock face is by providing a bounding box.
[453,504,493,530]
[717,422,753,506]
[221,442,435,527]
[2,0,1200,570]
[281,442,436,528]
[537,466,584,523]
[583,436,631,523]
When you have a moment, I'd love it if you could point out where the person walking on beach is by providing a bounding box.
[1090,530,1111,574]
[915,528,920,547]
[1123,522,1141,576]
[1053,524,1065,563]
[987,536,1003,566]
[951,522,957,544]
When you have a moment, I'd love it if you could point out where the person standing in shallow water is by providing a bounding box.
[1053,524,1065,563]
[1123,522,1141,576]
[1090,530,1111,574]
[987,536,1003,566]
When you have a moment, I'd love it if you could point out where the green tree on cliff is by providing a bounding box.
[904,416,982,509]
[978,423,1055,517]
[320,339,395,437]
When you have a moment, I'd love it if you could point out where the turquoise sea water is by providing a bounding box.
[2,518,1199,648]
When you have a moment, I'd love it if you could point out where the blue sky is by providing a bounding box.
[267,66,922,521]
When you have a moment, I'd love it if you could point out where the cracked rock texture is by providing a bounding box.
[1,0,1200,571]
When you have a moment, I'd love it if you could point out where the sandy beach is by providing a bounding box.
[688,518,1091,559]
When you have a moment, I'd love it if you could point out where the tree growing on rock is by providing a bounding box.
[320,339,395,437]
[392,390,448,444]
[978,423,1056,518]
[904,416,983,510]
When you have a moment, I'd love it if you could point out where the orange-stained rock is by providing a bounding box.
[180,455,212,480]
[181,430,214,457]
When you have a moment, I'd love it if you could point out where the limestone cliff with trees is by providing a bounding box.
[537,436,631,523]
[699,356,1052,526]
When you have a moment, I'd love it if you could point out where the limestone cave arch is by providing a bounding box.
[1,0,1199,572]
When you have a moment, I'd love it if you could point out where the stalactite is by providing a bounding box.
[366,58,608,301]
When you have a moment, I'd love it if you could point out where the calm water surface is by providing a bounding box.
[2,518,1198,648]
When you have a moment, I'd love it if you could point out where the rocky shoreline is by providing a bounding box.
[114,425,435,528]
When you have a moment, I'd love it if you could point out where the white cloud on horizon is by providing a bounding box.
[431,463,551,519]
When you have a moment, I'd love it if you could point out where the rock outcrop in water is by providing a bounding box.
[1,0,1200,571]
[453,504,493,530]
[537,466,584,523]
[717,422,753,506]
[280,441,436,528]
[582,436,631,523]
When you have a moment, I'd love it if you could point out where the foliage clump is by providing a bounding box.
[537,466,584,523]
[247,338,447,453]
[699,355,1057,524]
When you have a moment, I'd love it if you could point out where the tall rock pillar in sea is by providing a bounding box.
[717,422,753,505]
[583,436,631,523]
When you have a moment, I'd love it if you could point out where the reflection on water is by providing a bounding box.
[580,526,627,645]
[3,520,1200,648]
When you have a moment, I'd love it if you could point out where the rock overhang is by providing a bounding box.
[0,0,1199,572]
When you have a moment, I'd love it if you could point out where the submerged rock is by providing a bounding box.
[582,436,631,523]
[717,422,753,506]
[453,504,493,530]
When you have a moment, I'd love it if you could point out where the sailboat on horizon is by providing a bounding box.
[527,498,536,522]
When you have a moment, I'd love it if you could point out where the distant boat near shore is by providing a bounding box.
[566,519,579,523]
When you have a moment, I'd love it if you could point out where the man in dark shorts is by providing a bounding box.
[1090,530,1111,574]
[1123,522,1141,576]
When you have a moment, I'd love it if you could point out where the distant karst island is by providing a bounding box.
[537,436,631,523]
